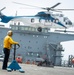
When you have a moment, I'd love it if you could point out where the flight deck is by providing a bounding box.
[0,62,74,75]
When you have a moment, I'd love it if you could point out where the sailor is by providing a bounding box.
[2,30,20,70]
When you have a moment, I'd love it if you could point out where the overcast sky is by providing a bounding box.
[0,0,74,21]
[0,0,74,60]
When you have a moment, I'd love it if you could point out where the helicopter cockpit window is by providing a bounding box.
[68,21,72,25]
[65,21,72,25]
[64,17,68,22]
[65,22,68,25]
[31,18,34,23]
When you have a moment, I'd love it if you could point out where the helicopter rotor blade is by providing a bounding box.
[13,1,61,12]
[54,9,74,11]
[41,2,61,11]
[0,7,6,17]
[13,2,74,12]
[0,7,6,12]
[50,9,62,12]
[50,2,61,9]
[13,1,43,9]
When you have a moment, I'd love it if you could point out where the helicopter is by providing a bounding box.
[0,2,74,32]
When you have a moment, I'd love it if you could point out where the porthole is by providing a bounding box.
[31,18,34,23]
[55,19,59,23]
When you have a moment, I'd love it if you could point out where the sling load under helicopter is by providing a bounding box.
[0,2,74,32]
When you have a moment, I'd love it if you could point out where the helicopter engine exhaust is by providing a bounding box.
[37,27,42,32]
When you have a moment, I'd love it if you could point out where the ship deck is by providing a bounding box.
[0,62,74,75]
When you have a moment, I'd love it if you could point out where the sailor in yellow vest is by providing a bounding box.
[2,30,20,70]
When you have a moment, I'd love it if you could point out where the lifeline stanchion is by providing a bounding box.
[7,44,25,73]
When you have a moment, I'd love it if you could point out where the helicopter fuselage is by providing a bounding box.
[0,11,73,30]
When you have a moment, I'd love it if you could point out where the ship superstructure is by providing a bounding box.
[0,24,74,66]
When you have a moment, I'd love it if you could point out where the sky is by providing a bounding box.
[0,0,74,60]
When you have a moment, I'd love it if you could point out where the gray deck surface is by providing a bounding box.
[0,62,74,75]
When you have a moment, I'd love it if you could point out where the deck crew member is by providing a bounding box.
[2,30,20,70]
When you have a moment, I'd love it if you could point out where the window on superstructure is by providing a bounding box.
[33,35,35,37]
[36,35,38,37]
[26,52,42,57]
[31,28,35,31]
[44,36,47,38]
[21,27,25,30]
[14,26,18,30]
[29,27,32,31]
[59,14,64,17]
[24,27,28,30]
[27,52,34,56]
[37,53,39,57]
